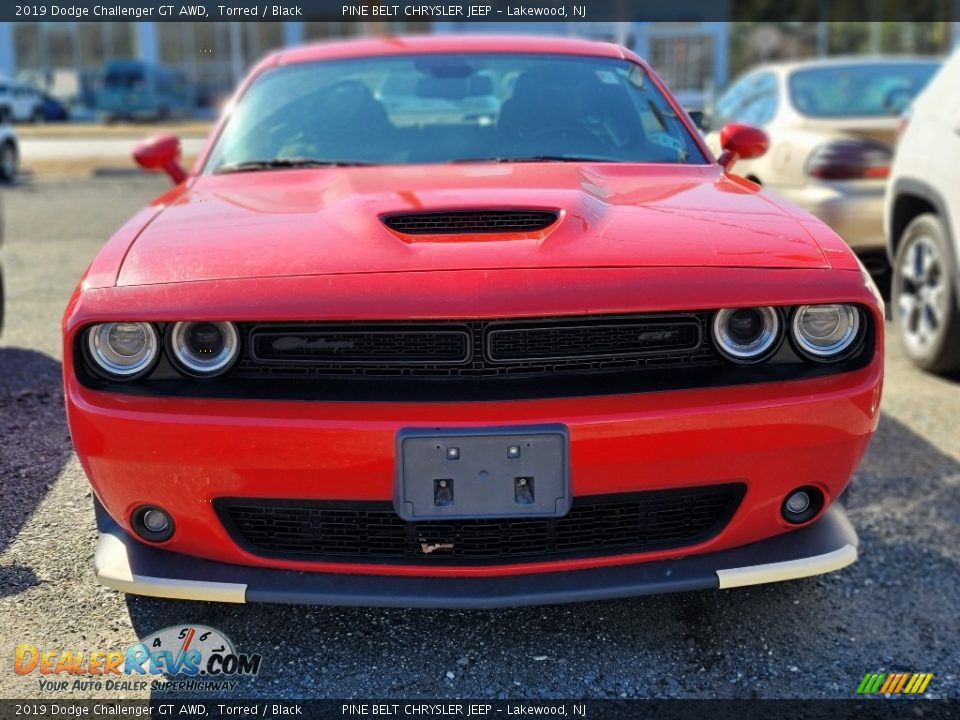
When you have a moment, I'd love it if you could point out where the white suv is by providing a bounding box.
[0,79,42,124]
[885,50,960,373]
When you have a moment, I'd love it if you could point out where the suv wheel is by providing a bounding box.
[893,213,960,373]
[0,141,17,182]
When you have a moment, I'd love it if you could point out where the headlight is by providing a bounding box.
[168,321,240,377]
[86,322,159,379]
[712,307,781,363]
[791,304,861,360]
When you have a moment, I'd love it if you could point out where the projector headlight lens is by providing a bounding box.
[86,322,159,379]
[169,321,239,377]
[712,307,781,363]
[792,304,861,360]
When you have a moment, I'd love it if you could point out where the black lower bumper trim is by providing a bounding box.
[94,501,857,609]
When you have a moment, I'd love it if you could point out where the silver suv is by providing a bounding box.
[885,50,960,373]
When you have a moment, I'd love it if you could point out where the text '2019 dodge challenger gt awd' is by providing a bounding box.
[63,36,883,608]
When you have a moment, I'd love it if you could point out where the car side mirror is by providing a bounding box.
[133,134,187,184]
[718,122,769,171]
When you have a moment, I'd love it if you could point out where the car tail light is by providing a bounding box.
[806,139,892,180]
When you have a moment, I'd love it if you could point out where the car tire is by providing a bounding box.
[0,107,10,125]
[0,141,17,183]
[892,213,960,373]
[31,107,44,124]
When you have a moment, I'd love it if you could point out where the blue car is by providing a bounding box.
[96,60,192,122]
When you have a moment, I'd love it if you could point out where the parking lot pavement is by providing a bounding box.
[1,176,958,700]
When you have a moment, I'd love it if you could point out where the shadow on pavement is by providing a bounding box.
[0,348,73,565]
[120,411,959,699]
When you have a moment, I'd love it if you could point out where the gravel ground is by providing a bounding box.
[0,176,958,700]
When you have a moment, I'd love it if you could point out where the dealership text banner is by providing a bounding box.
[7,0,960,22]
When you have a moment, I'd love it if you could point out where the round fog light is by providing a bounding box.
[142,509,170,533]
[785,491,811,515]
[132,505,174,542]
[780,486,823,525]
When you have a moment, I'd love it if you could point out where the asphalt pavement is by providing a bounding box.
[0,175,958,700]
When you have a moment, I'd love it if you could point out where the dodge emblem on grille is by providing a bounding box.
[272,337,357,351]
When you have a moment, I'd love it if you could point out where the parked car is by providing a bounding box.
[0,79,44,123]
[37,92,70,122]
[705,57,940,281]
[0,124,18,182]
[885,50,960,373]
[65,36,882,608]
[95,59,192,122]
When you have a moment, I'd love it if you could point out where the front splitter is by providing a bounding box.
[93,503,857,609]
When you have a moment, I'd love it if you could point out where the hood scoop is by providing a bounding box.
[382,209,559,236]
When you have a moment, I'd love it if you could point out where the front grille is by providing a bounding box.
[487,318,701,362]
[216,484,744,565]
[250,326,471,366]
[233,313,719,380]
[382,210,558,235]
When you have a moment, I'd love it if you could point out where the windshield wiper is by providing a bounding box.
[450,155,620,164]
[214,158,378,174]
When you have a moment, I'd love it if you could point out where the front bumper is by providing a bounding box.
[68,358,881,579]
[94,500,858,608]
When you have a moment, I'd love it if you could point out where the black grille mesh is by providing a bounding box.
[217,484,744,564]
[383,210,558,235]
[250,327,470,366]
[487,319,701,362]
[233,314,719,380]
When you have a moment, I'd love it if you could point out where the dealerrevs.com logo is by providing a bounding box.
[14,625,262,693]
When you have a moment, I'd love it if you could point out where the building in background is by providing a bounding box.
[0,20,957,114]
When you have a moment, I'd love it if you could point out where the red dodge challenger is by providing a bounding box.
[63,36,883,607]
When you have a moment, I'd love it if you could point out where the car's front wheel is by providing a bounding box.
[0,140,17,182]
[893,213,960,373]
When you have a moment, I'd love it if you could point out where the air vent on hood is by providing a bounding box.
[382,210,559,235]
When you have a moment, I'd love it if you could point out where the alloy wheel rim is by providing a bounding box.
[898,234,948,354]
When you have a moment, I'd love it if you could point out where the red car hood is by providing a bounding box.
[117,164,829,287]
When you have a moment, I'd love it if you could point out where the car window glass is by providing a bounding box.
[711,72,777,129]
[711,75,750,129]
[789,63,939,117]
[205,53,708,170]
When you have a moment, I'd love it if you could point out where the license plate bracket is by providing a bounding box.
[395,425,570,521]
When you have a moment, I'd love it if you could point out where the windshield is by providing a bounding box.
[205,53,707,171]
[788,62,939,117]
